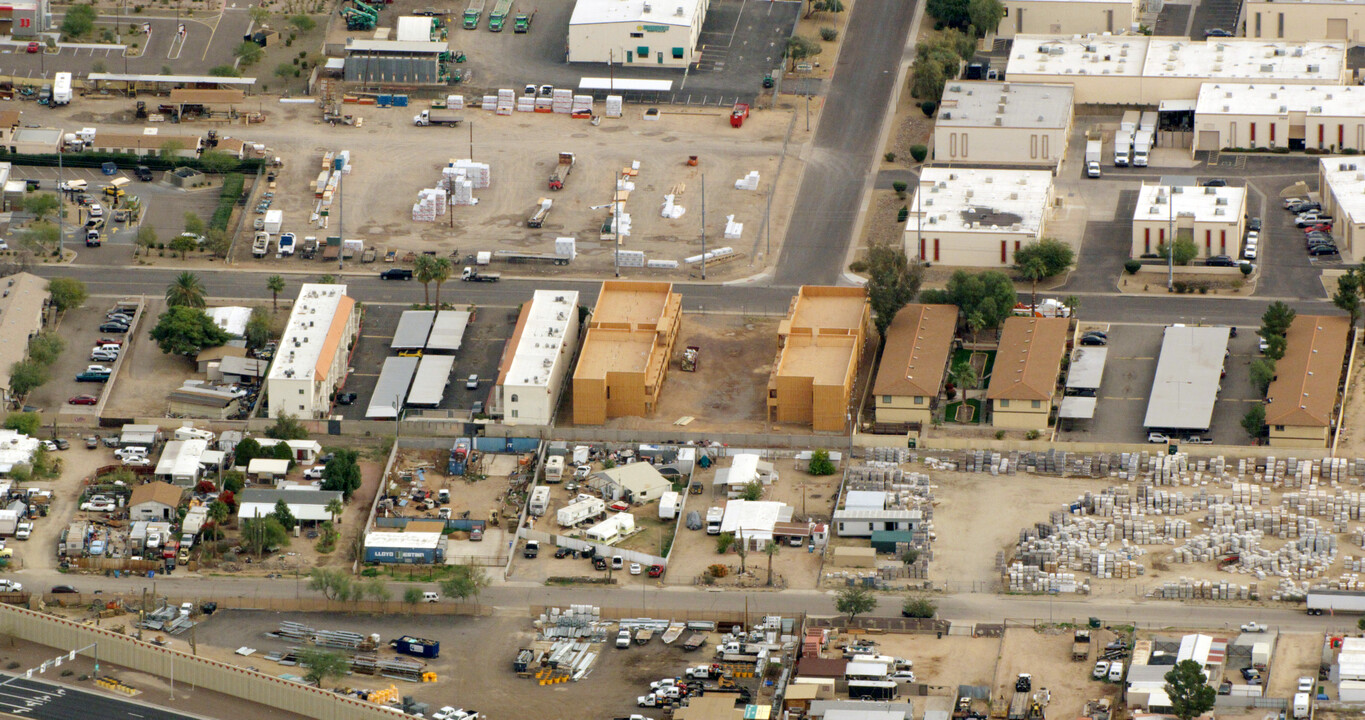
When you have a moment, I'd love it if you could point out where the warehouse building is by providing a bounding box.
[363,530,447,564]
[572,281,681,425]
[768,286,870,433]
[343,39,450,86]
[266,284,360,419]
[1318,156,1365,262]
[872,304,959,427]
[986,316,1069,430]
[1194,83,1365,152]
[1130,181,1247,259]
[996,0,1140,40]
[904,167,1056,267]
[1265,315,1350,448]
[1245,0,1365,41]
[1144,325,1231,434]
[1005,35,1346,104]
[934,81,1074,169]
[494,290,581,425]
[0,273,47,410]
[567,0,709,67]
[0,0,50,37]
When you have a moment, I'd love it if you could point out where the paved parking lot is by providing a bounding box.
[333,302,513,420]
[1057,322,1263,445]
[25,302,139,417]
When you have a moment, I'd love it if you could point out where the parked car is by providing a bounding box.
[1204,27,1233,37]
[1299,677,1315,693]
[1240,622,1268,632]
[1147,432,1170,444]
[465,374,479,389]
[1205,255,1237,267]
[380,268,413,280]
[0,580,22,591]
[1297,214,1333,228]
[25,42,38,53]
[336,392,357,405]
[647,564,665,578]
[1303,223,1333,234]
[50,585,78,594]
[629,563,642,575]
[1202,178,1228,187]
[98,322,129,333]
[1080,335,1107,346]
[1309,244,1340,256]
[68,395,98,406]
[1243,239,1258,260]
[1248,217,1262,232]
[616,630,632,648]
[1093,660,1111,680]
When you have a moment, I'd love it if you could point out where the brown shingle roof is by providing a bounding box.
[129,481,184,509]
[873,304,958,397]
[986,316,1069,401]
[1265,314,1350,428]
[0,110,21,130]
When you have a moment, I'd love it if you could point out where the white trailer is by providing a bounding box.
[0,510,19,536]
[53,73,72,106]
[1114,130,1133,167]
[528,486,551,516]
[263,209,283,235]
[1120,110,1140,133]
[556,495,605,527]
[545,455,564,483]
[1133,129,1153,167]
[659,491,679,520]
[1139,110,1158,132]
[1307,589,1365,614]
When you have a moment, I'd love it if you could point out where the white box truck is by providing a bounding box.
[1133,129,1153,167]
[1085,139,1103,178]
[1120,110,1140,133]
[1293,693,1310,719]
[53,73,72,106]
[1114,130,1132,166]
[1139,110,1158,132]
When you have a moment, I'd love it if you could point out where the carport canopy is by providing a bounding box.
[1058,396,1097,420]
[1066,347,1108,390]
[87,73,257,90]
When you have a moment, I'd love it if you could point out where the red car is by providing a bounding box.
[647,564,665,578]
[25,42,39,53]
[1304,223,1334,234]
[96,338,124,346]
[68,395,98,406]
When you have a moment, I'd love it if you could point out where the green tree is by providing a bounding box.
[184,212,207,238]
[165,271,207,308]
[266,275,286,312]
[430,256,453,307]
[266,412,309,440]
[909,29,973,103]
[1157,238,1199,266]
[1164,660,1217,720]
[1263,333,1287,362]
[198,150,239,174]
[47,277,87,312]
[22,222,59,250]
[149,306,231,356]
[169,233,198,259]
[948,359,978,392]
[765,542,779,586]
[239,515,289,555]
[274,62,295,79]
[1013,238,1074,278]
[3,412,40,437]
[716,532,735,554]
[233,437,264,465]
[927,0,969,27]
[27,332,63,367]
[61,3,97,37]
[835,586,877,624]
[272,498,297,532]
[205,229,232,258]
[24,193,59,223]
[288,14,316,30]
[9,361,48,398]
[414,254,439,307]
[785,35,823,69]
[234,41,264,66]
[159,139,188,160]
[808,0,844,16]
[321,449,363,499]
[1335,268,1363,327]
[296,648,349,687]
[363,578,391,602]
[740,481,763,501]
[1261,301,1296,339]
[919,270,1018,333]
[1017,256,1049,313]
[208,499,230,527]
[440,564,489,604]
[808,449,836,476]
[1249,358,1276,394]
[966,0,1005,36]
[245,307,272,350]
[308,567,353,600]
[865,242,924,338]
[901,595,937,618]
[1241,404,1266,440]
[208,65,242,78]
[403,586,424,606]
[325,497,344,524]
[222,470,245,494]
[136,225,159,253]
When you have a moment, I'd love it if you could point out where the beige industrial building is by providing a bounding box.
[1130,182,1247,259]
[904,167,1055,267]
[266,284,360,419]
[1265,315,1350,448]
[986,316,1069,430]
[494,289,581,426]
[1245,0,1365,41]
[0,273,48,409]
[567,0,708,66]
[996,0,1140,38]
[1318,156,1365,262]
[1195,83,1365,152]
[572,281,682,425]
[872,304,959,427]
[1005,35,1346,104]
[768,286,870,433]
[934,81,1075,168]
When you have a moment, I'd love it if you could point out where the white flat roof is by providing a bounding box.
[1058,395,1097,419]
[1134,182,1245,224]
[1196,82,1365,117]
[569,0,700,27]
[205,306,251,337]
[407,354,455,406]
[1322,156,1365,224]
[392,310,435,350]
[720,500,792,536]
[154,439,207,478]
[1144,326,1231,430]
[1007,35,1345,83]
[906,167,1053,236]
[364,531,444,549]
[87,73,257,85]
[1066,347,1108,389]
[579,77,675,92]
[937,81,1074,129]
[427,310,471,352]
[504,290,579,390]
[368,356,420,418]
[268,284,350,383]
[0,430,37,474]
[395,16,434,42]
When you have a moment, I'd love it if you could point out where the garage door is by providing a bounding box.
[1196,130,1220,152]
[1328,18,1348,38]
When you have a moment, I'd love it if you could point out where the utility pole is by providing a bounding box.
[337,165,344,272]
[700,174,706,280]
[613,170,621,277]
[1167,186,1174,291]
[56,150,63,257]
[765,183,772,261]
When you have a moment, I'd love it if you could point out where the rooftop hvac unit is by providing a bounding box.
[554,295,565,302]
[1274,48,1286,57]
[675,6,684,14]
[1216,197,1228,205]
[1309,64,1320,73]
[543,359,553,367]
[1205,187,1216,194]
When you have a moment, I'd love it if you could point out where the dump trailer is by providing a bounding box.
[391,635,441,658]
[548,152,575,190]
[1307,589,1365,614]
[1072,630,1091,661]
[1008,692,1031,720]
[414,109,463,126]
[488,0,512,30]
[682,633,707,651]
[527,198,552,228]
[463,0,486,28]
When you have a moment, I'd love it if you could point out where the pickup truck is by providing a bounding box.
[381,268,413,280]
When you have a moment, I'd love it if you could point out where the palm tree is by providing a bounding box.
[1062,295,1080,318]
[165,271,207,308]
[1018,257,1049,312]
[266,275,285,312]
[765,542,779,586]
[414,254,438,307]
[430,257,453,308]
[325,497,344,524]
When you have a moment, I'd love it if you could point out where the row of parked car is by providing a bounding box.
[1286,198,1340,257]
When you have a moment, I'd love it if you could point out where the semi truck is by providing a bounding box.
[414,109,464,126]
[1085,139,1102,178]
[513,10,532,32]
[488,0,512,30]
[461,267,501,282]
[463,0,486,28]
[1306,589,1365,614]
[53,72,72,106]
[548,152,575,190]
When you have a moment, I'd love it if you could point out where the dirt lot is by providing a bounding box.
[995,628,1124,720]
[8,444,111,574]
[1265,633,1324,699]
[189,609,723,720]
[377,449,520,566]
[871,632,1002,690]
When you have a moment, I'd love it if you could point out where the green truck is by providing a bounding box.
[513,9,532,32]
[488,0,512,31]
[462,0,486,29]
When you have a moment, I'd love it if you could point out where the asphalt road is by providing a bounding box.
[772,0,919,285]
[0,672,202,720]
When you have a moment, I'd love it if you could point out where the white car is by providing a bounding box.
[121,457,152,468]
[1093,660,1111,679]
[1241,621,1268,632]
[629,562,642,575]
[80,500,115,512]
[1299,677,1315,693]
[0,580,22,592]
[90,351,118,362]
[304,466,326,480]
[41,440,57,452]
[465,374,479,390]
[88,203,104,218]
[15,523,31,540]
[85,365,113,375]
[1147,432,1169,444]
[114,447,147,461]
[616,629,631,648]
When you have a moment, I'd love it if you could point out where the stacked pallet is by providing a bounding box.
[551,88,573,113]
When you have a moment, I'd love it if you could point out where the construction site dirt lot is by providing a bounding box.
[385,449,520,564]
[866,632,1002,690]
[218,101,793,278]
[663,498,823,590]
[1263,633,1323,699]
[995,628,1124,720]
[189,610,733,720]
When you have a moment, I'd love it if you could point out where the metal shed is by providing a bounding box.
[1065,347,1108,391]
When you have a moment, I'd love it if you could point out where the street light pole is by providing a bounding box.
[1167,186,1174,291]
